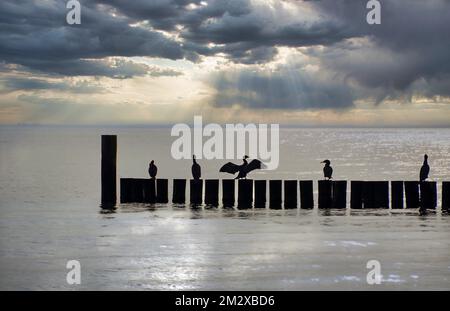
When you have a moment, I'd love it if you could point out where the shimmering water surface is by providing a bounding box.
[0,126,449,290]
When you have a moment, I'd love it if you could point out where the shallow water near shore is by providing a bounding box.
[0,126,449,290]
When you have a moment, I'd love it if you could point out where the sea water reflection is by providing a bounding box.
[90,203,450,290]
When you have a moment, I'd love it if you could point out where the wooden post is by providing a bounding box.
[254,180,266,208]
[362,181,376,208]
[350,181,363,209]
[137,179,146,203]
[318,180,332,209]
[374,181,389,208]
[172,179,186,204]
[222,179,235,207]
[190,179,203,205]
[284,180,297,209]
[101,135,117,206]
[238,179,253,209]
[391,181,404,209]
[269,180,282,209]
[156,179,168,203]
[205,179,219,206]
[442,182,450,211]
[120,178,132,203]
[129,178,143,203]
[332,180,347,209]
[299,180,314,209]
[420,181,437,210]
[143,179,156,203]
[404,181,420,209]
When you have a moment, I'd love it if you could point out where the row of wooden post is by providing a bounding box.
[119,178,450,210]
[101,135,450,210]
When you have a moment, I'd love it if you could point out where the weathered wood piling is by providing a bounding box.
[222,179,235,207]
[362,181,389,209]
[404,181,420,209]
[120,178,132,203]
[101,135,117,206]
[134,178,145,203]
[143,179,156,203]
[391,181,404,209]
[156,179,168,203]
[362,181,375,209]
[332,180,347,209]
[238,179,253,209]
[254,180,266,208]
[299,180,314,209]
[443,182,450,211]
[284,180,297,209]
[269,180,282,209]
[318,180,333,209]
[190,179,203,205]
[419,181,437,210]
[317,180,347,209]
[172,179,186,204]
[350,181,363,209]
[350,181,389,209]
[121,178,155,203]
[205,179,219,206]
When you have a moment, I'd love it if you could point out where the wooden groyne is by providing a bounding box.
[101,135,449,210]
[118,178,448,210]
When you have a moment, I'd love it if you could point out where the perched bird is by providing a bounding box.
[219,155,265,179]
[148,160,157,179]
[191,155,201,180]
[420,154,430,182]
[321,160,333,180]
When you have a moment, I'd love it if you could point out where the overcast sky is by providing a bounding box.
[1,0,450,126]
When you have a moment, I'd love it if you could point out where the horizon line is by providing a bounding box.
[1,123,450,129]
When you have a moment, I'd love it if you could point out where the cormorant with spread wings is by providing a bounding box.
[219,155,265,179]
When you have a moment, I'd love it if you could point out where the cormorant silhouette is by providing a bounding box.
[219,155,265,179]
[148,160,157,179]
[420,154,429,182]
[321,160,333,180]
[192,155,201,180]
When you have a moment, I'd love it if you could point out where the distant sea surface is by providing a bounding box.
[0,126,449,290]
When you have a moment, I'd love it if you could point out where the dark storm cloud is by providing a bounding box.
[173,0,355,63]
[1,0,450,110]
[305,0,450,98]
[0,0,353,75]
[94,0,252,31]
[0,0,193,77]
[207,0,450,108]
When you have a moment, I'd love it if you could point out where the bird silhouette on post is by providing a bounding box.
[321,160,333,180]
[148,160,157,179]
[192,155,201,180]
[420,154,430,182]
[219,155,265,179]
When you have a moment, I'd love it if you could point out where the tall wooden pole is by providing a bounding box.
[101,135,117,207]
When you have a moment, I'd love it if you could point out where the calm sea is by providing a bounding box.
[0,126,449,290]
